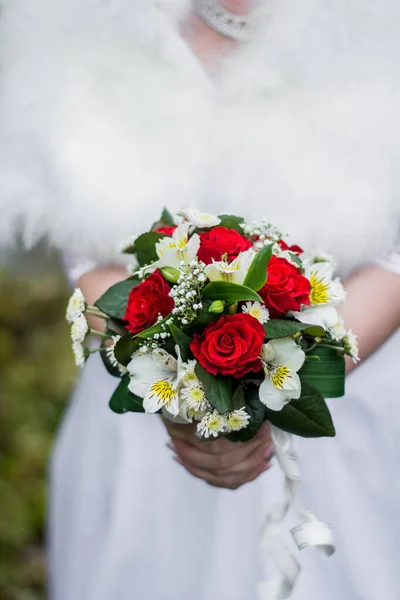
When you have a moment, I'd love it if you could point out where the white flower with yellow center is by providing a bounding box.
[72,342,86,368]
[344,330,360,363]
[181,379,209,413]
[329,317,347,341]
[242,301,270,324]
[205,249,255,285]
[260,338,305,411]
[70,313,89,344]
[197,410,227,438]
[154,222,200,270]
[127,346,195,419]
[179,208,221,229]
[226,408,251,432]
[66,288,86,323]
[306,262,346,306]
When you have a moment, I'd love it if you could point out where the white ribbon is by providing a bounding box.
[257,425,335,600]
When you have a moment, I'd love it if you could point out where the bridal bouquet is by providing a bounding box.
[66,208,358,442]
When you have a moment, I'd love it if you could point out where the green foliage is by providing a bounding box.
[169,323,191,362]
[300,345,345,398]
[114,335,141,366]
[203,281,262,304]
[109,376,145,414]
[95,279,137,319]
[265,381,336,438]
[217,214,245,233]
[135,232,165,267]
[264,319,311,339]
[243,243,274,291]
[0,266,76,600]
[195,364,232,414]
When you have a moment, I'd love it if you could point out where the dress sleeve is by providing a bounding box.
[62,252,101,287]
[374,245,400,274]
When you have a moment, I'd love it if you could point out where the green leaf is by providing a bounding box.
[227,384,266,442]
[100,346,122,378]
[95,280,138,319]
[160,207,175,226]
[203,282,262,304]
[109,376,145,414]
[289,252,304,269]
[135,316,171,340]
[265,381,336,438]
[217,214,245,233]
[300,345,345,398]
[135,232,166,267]
[169,323,191,362]
[114,335,141,366]
[264,319,311,339]
[243,244,274,291]
[195,363,232,413]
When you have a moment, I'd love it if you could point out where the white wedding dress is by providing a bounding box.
[1,1,400,599]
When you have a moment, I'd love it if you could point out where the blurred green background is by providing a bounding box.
[0,247,76,600]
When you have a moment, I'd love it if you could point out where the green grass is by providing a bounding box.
[0,268,76,600]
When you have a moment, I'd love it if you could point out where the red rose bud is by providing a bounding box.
[259,256,311,318]
[278,240,304,255]
[190,313,265,378]
[124,270,175,335]
[156,225,177,236]
[197,227,252,265]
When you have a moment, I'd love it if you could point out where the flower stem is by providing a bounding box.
[90,329,112,340]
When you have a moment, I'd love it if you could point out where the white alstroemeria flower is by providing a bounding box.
[179,208,221,229]
[153,222,200,270]
[226,408,251,432]
[71,313,89,343]
[66,288,86,323]
[305,262,346,306]
[259,338,305,411]
[205,249,255,285]
[127,346,195,419]
[291,305,340,330]
[344,330,360,363]
[197,410,227,438]
[242,301,270,324]
[329,317,347,341]
[72,342,86,368]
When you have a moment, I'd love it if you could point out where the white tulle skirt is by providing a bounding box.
[49,330,400,600]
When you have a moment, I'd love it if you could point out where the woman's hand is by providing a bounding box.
[163,419,274,490]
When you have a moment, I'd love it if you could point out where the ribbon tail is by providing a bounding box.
[257,425,335,600]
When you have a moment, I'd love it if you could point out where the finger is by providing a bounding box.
[170,436,274,477]
[212,442,275,477]
[174,455,272,490]
[169,434,273,471]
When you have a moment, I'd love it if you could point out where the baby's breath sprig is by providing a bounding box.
[241,220,285,249]
[169,259,207,326]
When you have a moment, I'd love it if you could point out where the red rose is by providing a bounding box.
[124,270,175,334]
[259,256,310,318]
[278,240,303,255]
[190,313,264,378]
[197,227,252,265]
[156,225,177,236]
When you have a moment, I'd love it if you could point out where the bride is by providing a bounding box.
[1,0,400,599]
